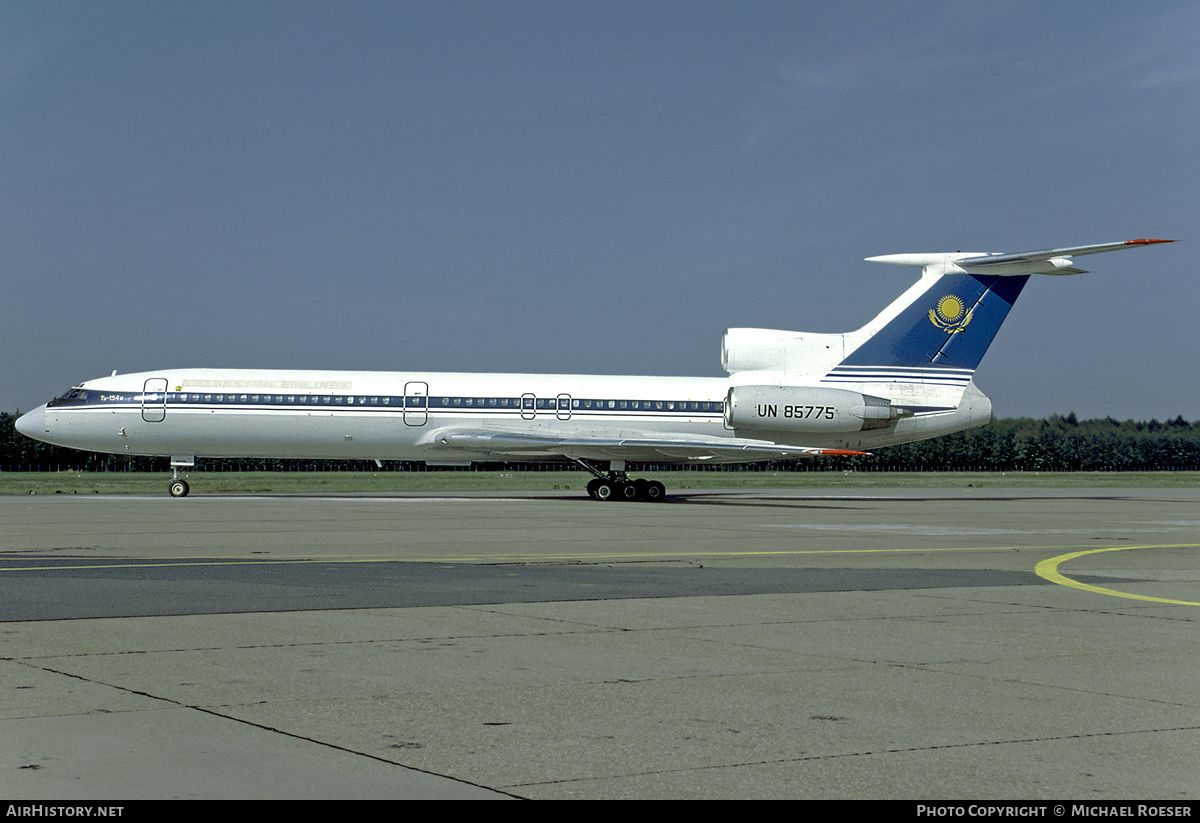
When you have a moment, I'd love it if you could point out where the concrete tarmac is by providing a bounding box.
[1,487,1198,799]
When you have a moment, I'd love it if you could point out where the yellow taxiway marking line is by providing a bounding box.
[1035,544,1200,606]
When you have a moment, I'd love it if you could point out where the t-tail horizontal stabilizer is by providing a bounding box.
[866,238,1175,276]
[823,238,1175,408]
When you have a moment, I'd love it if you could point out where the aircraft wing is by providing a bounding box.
[420,429,867,463]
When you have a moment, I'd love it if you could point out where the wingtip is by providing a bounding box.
[1124,238,1175,245]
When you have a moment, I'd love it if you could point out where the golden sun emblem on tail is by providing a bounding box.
[929,295,973,333]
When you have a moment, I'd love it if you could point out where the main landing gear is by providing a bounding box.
[572,459,667,502]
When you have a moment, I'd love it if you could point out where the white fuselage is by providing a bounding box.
[18,367,992,465]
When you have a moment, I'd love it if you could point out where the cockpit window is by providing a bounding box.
[48,387,88,407]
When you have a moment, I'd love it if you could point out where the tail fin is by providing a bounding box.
[839,270,1028,371]
[822,239,1173,406]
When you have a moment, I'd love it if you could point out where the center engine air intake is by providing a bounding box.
[725,385,903,433]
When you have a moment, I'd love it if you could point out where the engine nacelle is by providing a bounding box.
[721,328,847,375]
[722,328,791,373]
[725,385,903,433]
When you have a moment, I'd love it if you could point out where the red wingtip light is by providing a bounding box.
[1125,238,1175,245]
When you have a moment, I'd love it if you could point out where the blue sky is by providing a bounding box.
[3,1,1196,420]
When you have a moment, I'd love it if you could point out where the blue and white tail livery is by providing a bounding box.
[724,239,1172,415]
[17,238,1173,499]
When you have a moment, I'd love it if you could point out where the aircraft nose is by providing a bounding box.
[15,405,47,440]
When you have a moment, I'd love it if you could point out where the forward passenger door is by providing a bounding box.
[404,381,428,426]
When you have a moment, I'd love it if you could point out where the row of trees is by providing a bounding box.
[3,410,1199,473]
[840,413,1200,471]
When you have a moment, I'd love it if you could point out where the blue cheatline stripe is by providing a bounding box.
[822,364,973,387]
[58,393,727,416]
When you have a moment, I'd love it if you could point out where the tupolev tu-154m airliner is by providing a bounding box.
[16,239,1172,500]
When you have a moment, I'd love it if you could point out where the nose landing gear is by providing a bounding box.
[167,456,195,497]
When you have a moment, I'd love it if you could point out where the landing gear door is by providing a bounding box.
[404,381,428,426]
[142,378,167,423]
